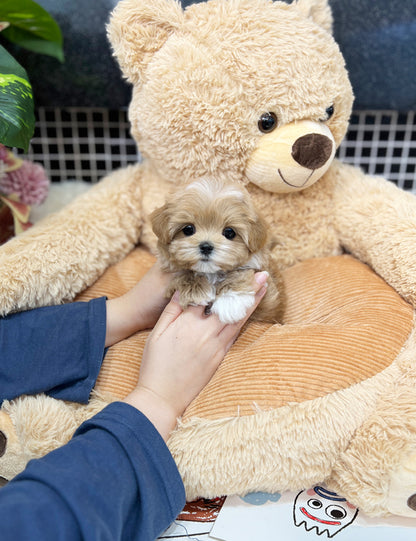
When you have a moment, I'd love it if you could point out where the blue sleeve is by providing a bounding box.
[0,402,186,541]
[0,297,107,404]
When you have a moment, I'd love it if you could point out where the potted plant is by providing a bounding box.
[0,0,63,241]
[0,0,64,151]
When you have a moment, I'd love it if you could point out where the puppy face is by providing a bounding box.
[151,179,267,273]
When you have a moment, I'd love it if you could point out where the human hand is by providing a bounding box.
[105,263,171,347]
[123,271,269,440]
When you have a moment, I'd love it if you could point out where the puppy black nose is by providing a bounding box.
[291,133,333,170]
[199,242,214,256]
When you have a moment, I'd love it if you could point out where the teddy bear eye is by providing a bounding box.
[182,224,196,236]
[258,112,278,133]
[325,105,334,119]
[223,227,236,240]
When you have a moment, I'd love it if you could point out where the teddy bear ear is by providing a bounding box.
[292,0,333,34]
[107,0,184,85]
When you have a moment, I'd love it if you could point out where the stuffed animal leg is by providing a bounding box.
[0,393,112,481]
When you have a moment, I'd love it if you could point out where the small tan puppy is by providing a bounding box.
[151,178,284,324]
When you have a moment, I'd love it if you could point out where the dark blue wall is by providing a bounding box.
[5,0,416,110]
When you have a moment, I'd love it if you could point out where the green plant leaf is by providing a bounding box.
[1,27,64,62]
[0,44,35,152]
[0,0,64,62]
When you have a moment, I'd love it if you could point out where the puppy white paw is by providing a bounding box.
[211,291,255,324]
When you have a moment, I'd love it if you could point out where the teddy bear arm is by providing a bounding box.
[0,165,144,316]
[331,162,416,307]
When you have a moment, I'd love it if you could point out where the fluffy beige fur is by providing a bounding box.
[151,178,284,323]
[1,0,416,518]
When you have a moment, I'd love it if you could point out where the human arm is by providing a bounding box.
[123,270,269,440]
[105,262,170,346]
[0,402,184,541]
[0,297,107,404]
[0,272,268,541]
[0,263,170,404]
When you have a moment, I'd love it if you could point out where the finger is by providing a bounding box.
[253,271,269,290]
[150,291,184,338]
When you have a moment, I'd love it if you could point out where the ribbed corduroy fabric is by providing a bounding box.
[77,248,413,421]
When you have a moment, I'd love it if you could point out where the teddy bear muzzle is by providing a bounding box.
[245,120,336,194]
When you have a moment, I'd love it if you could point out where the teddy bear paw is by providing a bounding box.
[386,450,416,517]
[0,430,7,486]
[210,291,255,323]
[0,409,28,484]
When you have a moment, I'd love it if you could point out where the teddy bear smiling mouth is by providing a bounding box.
[278,168,315,188]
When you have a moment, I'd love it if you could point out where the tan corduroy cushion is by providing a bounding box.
[76,249,414,420]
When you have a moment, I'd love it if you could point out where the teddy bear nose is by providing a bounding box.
[199,242,214,256]
[408,493,416,511]
[291,133,334,170]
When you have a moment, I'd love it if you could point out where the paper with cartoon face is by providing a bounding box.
[293,486,358,537]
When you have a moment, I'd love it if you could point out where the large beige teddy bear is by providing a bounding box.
[2,0,416,518]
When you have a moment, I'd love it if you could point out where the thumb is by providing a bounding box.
[150,291,183,338]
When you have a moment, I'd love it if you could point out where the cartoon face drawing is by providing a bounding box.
[293,486,358,537]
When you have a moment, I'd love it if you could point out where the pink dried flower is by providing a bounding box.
[0,144,21,172]
[0,160,50,206]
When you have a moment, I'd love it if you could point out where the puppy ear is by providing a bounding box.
[239,194,268,252]
[246,215,268,253]
[150,204,171,244]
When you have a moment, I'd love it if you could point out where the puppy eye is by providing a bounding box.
[258,112,278,133]
[223,227,236,240]
[182,224,196,236]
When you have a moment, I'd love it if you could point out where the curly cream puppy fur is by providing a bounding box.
[151,178,284,324]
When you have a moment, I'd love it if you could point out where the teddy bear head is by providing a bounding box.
[108,0,353,193]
